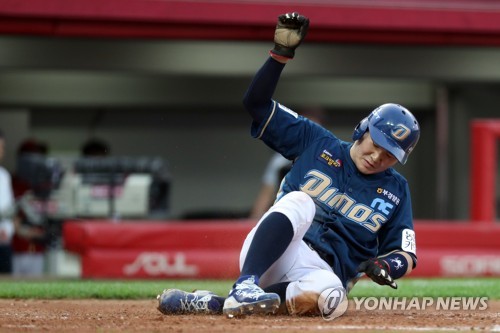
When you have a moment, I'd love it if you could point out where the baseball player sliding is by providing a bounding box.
[158,12,420,319]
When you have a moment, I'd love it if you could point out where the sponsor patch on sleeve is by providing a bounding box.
[401,229,416,254]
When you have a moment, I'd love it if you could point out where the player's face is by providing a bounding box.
[350,132,398,175]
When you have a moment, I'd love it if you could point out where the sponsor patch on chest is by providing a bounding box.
[377,187,401,205]
[317,149,342,169]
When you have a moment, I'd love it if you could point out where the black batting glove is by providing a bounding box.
[271,12,310,59]
[357,258,398,289]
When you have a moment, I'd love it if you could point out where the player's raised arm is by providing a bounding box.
[242,12,309,123]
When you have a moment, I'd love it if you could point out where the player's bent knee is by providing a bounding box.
[271,191,315,228]
[286,270,346,317]
[286,290,321,316]
[286,285,347,319]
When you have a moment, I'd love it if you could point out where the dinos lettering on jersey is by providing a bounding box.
[300,170,395,232]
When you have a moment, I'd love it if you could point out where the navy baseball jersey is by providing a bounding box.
[251,101,417,288]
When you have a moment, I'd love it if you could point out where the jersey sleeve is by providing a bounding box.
[377,181,417,266]
[251,101,331,160]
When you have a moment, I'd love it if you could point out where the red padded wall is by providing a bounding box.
[63,219,500,279]
[4,0,500,45]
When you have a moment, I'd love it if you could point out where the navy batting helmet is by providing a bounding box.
[352,103,420,165]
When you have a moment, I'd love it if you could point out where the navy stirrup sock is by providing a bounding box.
[264,282,290,301]
[240,212,294,278]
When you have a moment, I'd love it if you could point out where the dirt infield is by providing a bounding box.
[0,299,498,333]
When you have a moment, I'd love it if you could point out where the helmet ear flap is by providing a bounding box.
[352,117,369,141]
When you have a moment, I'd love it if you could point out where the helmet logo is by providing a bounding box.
[391,124,411,141]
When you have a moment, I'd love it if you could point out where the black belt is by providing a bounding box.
[304,240,335,268]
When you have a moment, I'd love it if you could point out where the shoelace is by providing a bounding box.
[179,294,212,312]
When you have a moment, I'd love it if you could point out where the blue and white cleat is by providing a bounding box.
[157,289,225,315]
[223,275,281,318]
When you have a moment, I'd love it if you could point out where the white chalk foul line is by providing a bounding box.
[328,325,491,331]
[269,325,497,332]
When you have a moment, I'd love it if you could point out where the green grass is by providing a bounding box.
[0,278,498,300]
[0,279,232,299]
[349,277,500,298]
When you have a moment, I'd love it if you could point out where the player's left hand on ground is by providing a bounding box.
[271,12,310,59]
[357,258,398,289]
